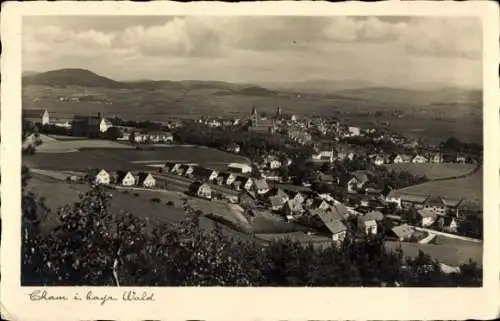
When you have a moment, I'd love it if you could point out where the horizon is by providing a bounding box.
[23,67,482,91]
[22,16,482,90]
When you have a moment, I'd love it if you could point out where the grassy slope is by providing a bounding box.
[392,168,483,207]
[26,175,253,240]
[23,146,249,172]
[384,163,477,180]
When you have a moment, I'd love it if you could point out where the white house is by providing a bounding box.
[137,173,156,188]
[412,155,428,164]
[311,150,334,163]
[99,118,113,133]
[116,171,136,186]
[392,154,412,164]
[347,126,361,137]
[268,159,282,169]
[373,155,385,166]
[42,109,50,125]
[418,208,436,227]
[228,163,252,174]
[94,169,111,185]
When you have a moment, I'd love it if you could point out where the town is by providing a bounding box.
[22,103,483,272]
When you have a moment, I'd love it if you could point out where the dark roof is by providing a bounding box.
[363,210,385,221]
[315,209,347,235]
[269,195,286,207]
[116,170,133,182]
[23,109,45,119]
[351,170,372,184]
[191,166,214,179]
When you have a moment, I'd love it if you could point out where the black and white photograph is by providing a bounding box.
[1,1,499,320]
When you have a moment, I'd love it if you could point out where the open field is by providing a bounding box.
[384,163,477,180]
[384,239,482,267]
[23,146,249,172]
[392,167,482,208]
[26,175,254,241]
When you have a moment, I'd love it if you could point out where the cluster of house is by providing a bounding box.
[85,169,157,188]
[23,109,114,137]
[310,145,473,165]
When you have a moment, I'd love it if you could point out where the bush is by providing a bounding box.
[133,193,139,197]
[166,201,174,206]
[122,190,129,194]
[150,197,161,203]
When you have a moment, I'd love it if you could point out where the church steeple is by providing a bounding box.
[275,105,282,119]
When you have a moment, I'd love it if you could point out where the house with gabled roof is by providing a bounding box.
[189,181,212,200]
[314,209,348,242]
[137,172,156,188]
[429,153,444,163]
[190,166,219,182]
[92,169,111,185]
[347,170,372,193]
[281,199,304,218]
[310,198,331,211]
[412,154,428,164]
[284,190,305,205]
[357,210,384,235]
[114,171,136,186]
[178,164,195,177]
[392,154,412,164]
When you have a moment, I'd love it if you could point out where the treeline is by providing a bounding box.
[20,171,481,287]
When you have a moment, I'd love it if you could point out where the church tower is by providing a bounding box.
[275,105,282,120]
[250,105,259,126]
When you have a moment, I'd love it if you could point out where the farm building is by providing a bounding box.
[282,199,305,218]
[347,126,361,137]
[137,172,156,188]
[284,190,305,205]
[115,171,136,186]
[23,108,51,125]
[164,162,182,173]
[311,150,334,163]
[71,113,112,137]
[227,162,252,174]
[314,209,348,242]
[189,182,212,200]
[190,166,219,181]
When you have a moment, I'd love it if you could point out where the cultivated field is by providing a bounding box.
[392,168,483,208]
[23,146,249,172]
[384,163,477,180]
[24,83,483,145]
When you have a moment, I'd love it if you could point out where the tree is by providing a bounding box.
[102,127,123,141]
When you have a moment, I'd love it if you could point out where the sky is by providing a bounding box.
[22,15,482,89]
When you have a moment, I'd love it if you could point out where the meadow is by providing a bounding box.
[23,146,249,172]
[27,175,254,241]
[392,168,483,208]
[384,163,477,180]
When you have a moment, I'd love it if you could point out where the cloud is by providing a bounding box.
[21,16,482,88]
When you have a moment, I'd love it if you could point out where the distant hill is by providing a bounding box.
[23,68,123,89]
